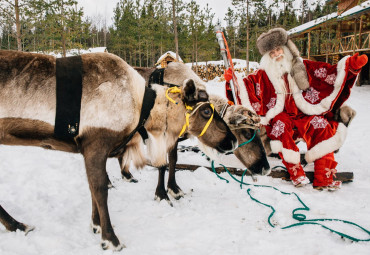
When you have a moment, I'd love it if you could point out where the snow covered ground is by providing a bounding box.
[1,81,370,255]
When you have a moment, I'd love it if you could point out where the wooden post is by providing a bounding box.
[326,25,330,63]
[353,18,357,54]
[358,15,363,49]
[318,29,321,55]
[336,21,341,53]
[353,18,360,86]
[308,32,311,60]
[303,33,307,57]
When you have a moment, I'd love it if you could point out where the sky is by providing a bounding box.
[78,0,233,27]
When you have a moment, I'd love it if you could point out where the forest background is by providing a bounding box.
[0,0,355,67]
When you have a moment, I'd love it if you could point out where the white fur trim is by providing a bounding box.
[270,140,300,164]
[260,92,285,125]
[270,140,282,153]
[305,123,347,163]
[236,73,255,112]
[282,148,301,164]
[292,56,350,115]
[259,46,293,125]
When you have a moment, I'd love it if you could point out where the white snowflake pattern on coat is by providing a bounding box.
[314,67,327,78]
[256,83,261,96]
[271,120,285,138]
[252,102,261,112]
[324,73,336,85]
[304,87,320,103]
[266,97,276,109]
[310,116,329,129]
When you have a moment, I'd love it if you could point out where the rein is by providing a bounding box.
[165,87,215,138]
[238,130,257,148]
[211,163,370,242]
[205,128,370,241]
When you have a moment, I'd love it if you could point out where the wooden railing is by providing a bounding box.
[312,31,370,57]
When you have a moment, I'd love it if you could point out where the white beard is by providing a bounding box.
[259,46,294,94]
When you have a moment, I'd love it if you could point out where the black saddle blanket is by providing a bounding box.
[54,56,83,139]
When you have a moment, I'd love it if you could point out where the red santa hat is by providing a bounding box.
[256,28,310,91]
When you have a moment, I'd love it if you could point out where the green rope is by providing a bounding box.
[237,130,256,148]
[211,130,257,183]
[211,162,370,242]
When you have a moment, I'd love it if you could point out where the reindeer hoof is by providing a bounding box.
[154,195,173,207]
[122,172,138,183]
[101,240,126,251]
[126,177,138,183]
[90,222,101,234]
[17,223,35,235]
[167,188,185,200]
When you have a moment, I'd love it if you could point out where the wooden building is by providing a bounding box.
[288,0,370,85]
[155,51,184,68]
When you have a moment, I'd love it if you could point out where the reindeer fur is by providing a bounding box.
[0,51,236,250]
[120,66,270,201]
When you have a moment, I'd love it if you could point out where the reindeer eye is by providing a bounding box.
[242,130,252,140]
[202,108,212,118]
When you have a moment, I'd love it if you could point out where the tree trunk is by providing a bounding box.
[15,0,22,51]
[195,31,198,73]
[172,0,179,61]
[233,32,236,58]
[61,1,66,57]
[139,35,142,67]
[246,0,250,73]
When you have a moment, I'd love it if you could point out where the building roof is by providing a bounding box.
[155,51,183,66]
[288,0,370,36]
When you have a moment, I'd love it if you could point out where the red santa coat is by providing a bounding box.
[226,56,361,164]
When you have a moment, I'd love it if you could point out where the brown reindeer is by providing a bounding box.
[118,64,270,203]
[0,50,237,250]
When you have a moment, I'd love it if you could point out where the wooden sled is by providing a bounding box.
[174,164,354,183]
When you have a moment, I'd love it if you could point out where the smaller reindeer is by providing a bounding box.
[118,63,270,204]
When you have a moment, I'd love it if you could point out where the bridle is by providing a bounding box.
[165,87,215,138]
[217,103,258,148]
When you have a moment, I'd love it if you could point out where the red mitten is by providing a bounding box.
[224,68,233,82]
[227,100,234,106]
[349,53,368,70]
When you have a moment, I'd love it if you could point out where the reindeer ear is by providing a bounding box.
[182,79,196,102]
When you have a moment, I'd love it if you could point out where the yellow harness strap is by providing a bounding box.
[178,105,193,137]
[198,103,214,137]
[165,87,181,104]
[165,87,214,138]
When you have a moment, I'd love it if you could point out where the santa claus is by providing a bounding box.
[224,27,368,190]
